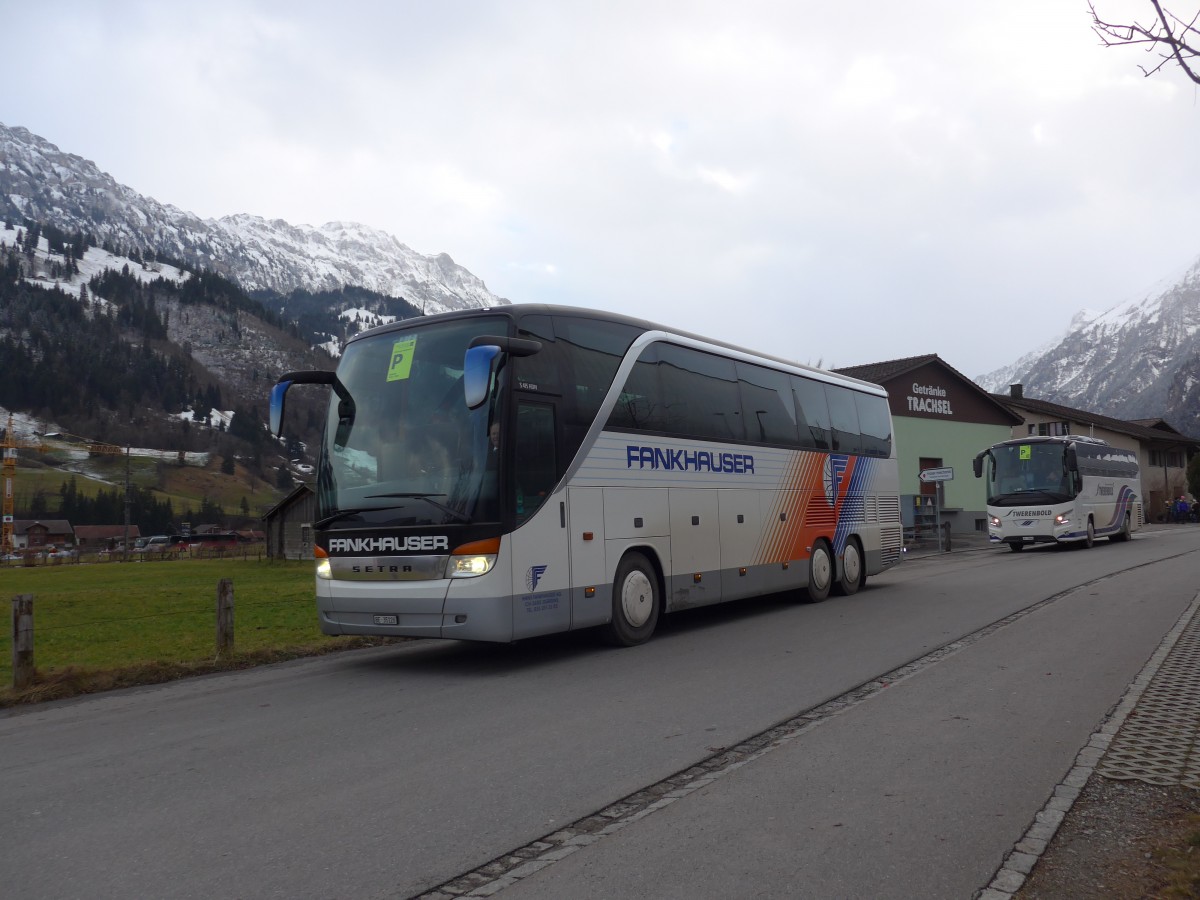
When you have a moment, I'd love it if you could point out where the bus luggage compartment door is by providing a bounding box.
[567,487,608,630]
[669,489,721,610]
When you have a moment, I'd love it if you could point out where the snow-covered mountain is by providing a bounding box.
[976,254,1200,434]
[0,122,507,315]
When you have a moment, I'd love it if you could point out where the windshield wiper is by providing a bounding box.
[366,492,473,524]
[315,504,412,529]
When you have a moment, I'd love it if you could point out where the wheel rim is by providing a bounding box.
[620,569,654,628]
[1086,521,1094,546]
[811,545,832,593]
[843,544,861,586]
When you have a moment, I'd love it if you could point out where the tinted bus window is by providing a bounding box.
[791,376,831,450]
[825,385,862,455]
[854,392,892,458]
[737,362,799,445]
[656,344,743,440]
[608,345,666,432]
[515,314,561,395]
[554,316,640,425]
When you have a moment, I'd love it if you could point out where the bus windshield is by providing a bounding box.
[317,315,507,526]
[984,442,1073,505]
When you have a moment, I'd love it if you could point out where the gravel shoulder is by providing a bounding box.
[1016,776,1200,899]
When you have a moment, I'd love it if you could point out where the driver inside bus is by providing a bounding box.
[1035,457,1068,494]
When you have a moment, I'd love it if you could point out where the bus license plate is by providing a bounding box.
[373,615,399,625]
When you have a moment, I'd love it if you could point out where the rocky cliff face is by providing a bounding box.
[0,122,507,315]
[976,254,1200,435]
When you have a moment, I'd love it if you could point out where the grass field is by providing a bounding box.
[0,557,390,704]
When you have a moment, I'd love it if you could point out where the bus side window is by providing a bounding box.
[825,385,862,455]
[791,376,831,450]
[515,401,557,524]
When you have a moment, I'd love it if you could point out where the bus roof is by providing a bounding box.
[987,434,1109,450]
[347,303,888,396]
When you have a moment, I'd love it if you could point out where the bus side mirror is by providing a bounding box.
[464,345,502,410]
[464,336,543,409]
[269,380,292,437]
[270,370,353,440]
[972,455,983,478]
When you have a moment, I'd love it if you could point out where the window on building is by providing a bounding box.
[1150,450,1183,468]
[1034,421,1070,437]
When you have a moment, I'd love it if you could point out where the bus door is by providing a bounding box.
[508,399,572,639]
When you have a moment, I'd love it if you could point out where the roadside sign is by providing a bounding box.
[919,466,954,483]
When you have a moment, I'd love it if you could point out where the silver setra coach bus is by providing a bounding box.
[270,305,903,645]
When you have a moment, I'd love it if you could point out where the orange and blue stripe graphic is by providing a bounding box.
[755,453,882,565]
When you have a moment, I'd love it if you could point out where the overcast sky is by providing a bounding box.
[4,0,1199,377]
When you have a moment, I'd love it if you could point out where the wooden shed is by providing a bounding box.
[263,483,315,560]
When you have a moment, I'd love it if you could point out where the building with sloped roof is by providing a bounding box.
[835,354,1024,539]
[74,524,141,551]
[262,483,315,560]
[12,520,75,550]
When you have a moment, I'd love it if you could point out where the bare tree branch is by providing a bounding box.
[1090,1,1200,85]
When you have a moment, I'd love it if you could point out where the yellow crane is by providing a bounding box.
[1,414,128,554]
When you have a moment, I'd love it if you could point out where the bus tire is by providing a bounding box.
[1081,518,1095,549]
[1110,514,1131,542]
[1008,543,1024,553]
[803,540,833,603]
[834,538,864,596]
[605,551,660,646]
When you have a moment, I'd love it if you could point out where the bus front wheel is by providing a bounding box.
[1081,519,1095,549]
[803,540,833,603]
[834,538,864,596]
[605,552,660,646]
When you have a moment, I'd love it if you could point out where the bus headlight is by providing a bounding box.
[1055,514,1070,526]
[315,546,332,580]
[989,516,1001,528]
[446,537,501,578]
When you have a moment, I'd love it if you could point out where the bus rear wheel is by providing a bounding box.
[604,551,660,646]
[834,538,864,596]
[1110,514,1131,542]
[803,540,833,603]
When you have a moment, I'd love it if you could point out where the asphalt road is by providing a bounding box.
[4,526,1198,899]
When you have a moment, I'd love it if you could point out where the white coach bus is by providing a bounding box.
[972,435,1143,551]
[270,305,902,645]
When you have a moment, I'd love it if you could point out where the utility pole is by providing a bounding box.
[123,445,131,559]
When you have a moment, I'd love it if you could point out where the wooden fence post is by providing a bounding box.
[12,593,34,689]
[216,578,234,657]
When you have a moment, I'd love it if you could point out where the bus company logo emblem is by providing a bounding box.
[823,455,849,507]
[327,535,449,553]
[526,565,548,591]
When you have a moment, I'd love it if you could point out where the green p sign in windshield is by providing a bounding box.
[387,337,417,382]
[1019,445,1031,460]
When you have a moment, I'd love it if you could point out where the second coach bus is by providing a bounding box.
[271,305,902,645]
[973,434,1142,550]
